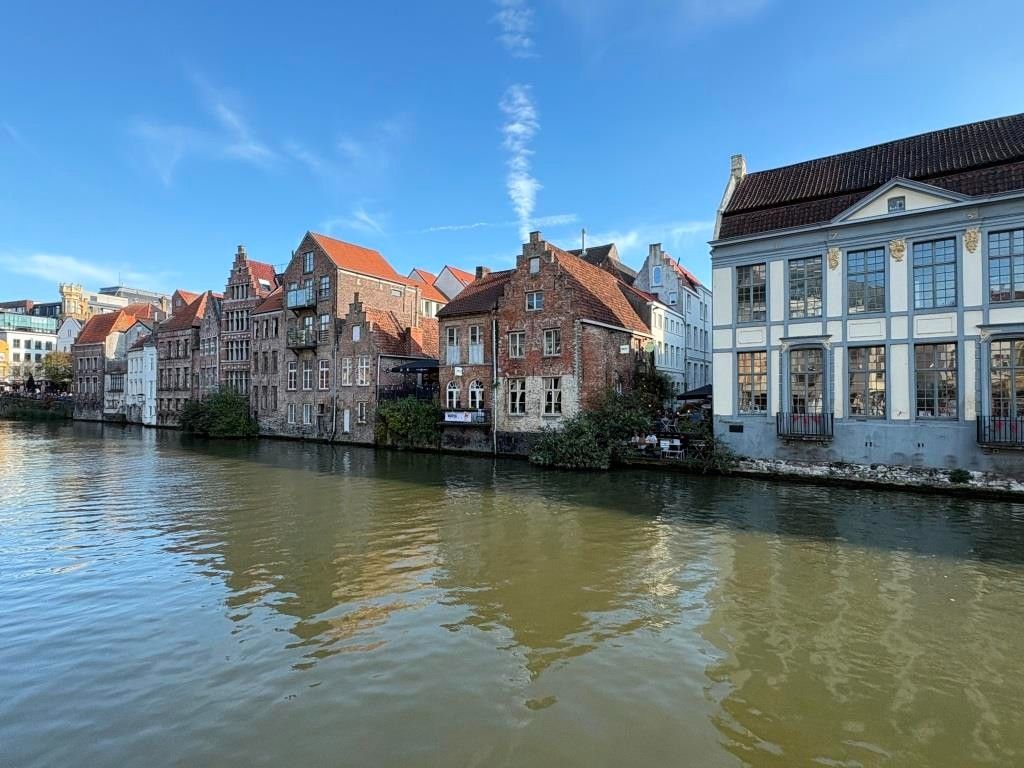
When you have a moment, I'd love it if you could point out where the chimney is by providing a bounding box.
[236,244,247,262]
[649,243,663,263]
[730,154,747,180]
[581,228,587,258]
[529,230,541,244]
[350,291,363,315]
[475,266,491,280]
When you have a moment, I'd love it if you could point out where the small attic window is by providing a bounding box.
[888,196,906,213]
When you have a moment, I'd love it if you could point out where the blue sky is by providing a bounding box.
[2,0,1023,299]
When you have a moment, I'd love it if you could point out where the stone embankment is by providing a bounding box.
[733,457,1024,500]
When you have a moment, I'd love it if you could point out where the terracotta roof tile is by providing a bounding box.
[416,280,448,304]
[436,270,515,318]
[174,290,199,305]
[252,286,283,314]
[443,265,476,286]
[408,268,437,284]
[721,112,1024,238]
[247,259,279,291]
[550,247,650,335]
[75,309,141,345]
[310,232,401,281]
[158,291,210,332]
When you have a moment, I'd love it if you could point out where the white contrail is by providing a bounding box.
[500,84,540,243]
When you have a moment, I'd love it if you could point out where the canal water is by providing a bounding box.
[2,422,1024,767]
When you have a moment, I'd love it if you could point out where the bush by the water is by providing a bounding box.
[178,390,258,438]
[375,397,441,448]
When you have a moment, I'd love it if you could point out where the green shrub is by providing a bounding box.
[375,397,441,448]
[179,390,257,438]
[948,468,972,485]
[530,414,614,470]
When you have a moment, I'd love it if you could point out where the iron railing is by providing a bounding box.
[777,411,834,440]
[977,415,1024,448]
[286,328,318,349]
[379,384,439,402]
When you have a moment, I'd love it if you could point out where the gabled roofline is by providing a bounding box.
[829,177,970,224]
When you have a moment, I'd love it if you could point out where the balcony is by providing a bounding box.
[287,328,318,349]
[777,412,834,441]
[977,416,1024,448]
[286,286,316,310]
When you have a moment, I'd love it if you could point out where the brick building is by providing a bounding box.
[272,231,425,440]
[250,287,283,435]
[72,305,161,421]
[331,294,439,443]
[437,232,654,454]
[156,291,213,426]
[198,293,222,399]
[220,245,279,395]
[435,268,514,452]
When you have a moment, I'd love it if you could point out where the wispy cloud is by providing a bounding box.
[500,84,541,242]
[131,74,274,185]
[322,205,389,237]
[0,252,176,290]
[494,0,536,58]
[589,219,715,261]
[422,212,576,234]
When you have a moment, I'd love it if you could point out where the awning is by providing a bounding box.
[676,384,712,401]
[389,359,439,373]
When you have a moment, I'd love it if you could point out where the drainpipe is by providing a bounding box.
[492,316,498,456]
[330,347,337,441]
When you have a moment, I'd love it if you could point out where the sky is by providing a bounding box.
[2,0,1024,300]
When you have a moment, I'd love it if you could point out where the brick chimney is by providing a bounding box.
[235,244,247,265]
[730,154,747,181]
[529,230,541,244]
[349,292,363,316]
[475,266,491,280]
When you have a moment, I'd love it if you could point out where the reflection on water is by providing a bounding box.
[2,421,1024,767]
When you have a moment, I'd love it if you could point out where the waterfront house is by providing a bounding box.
[156,291,213,426]
[198,292,222,400]
[710,113,1024,476]
[435,268,515,452]
[56,316,82,353]
[250,286,283,434]
[633,243,713,394]
[220,245,279,396]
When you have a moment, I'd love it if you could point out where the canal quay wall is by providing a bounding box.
[0,395,73,421]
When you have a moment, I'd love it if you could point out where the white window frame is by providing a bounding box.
[526,291,543,311]
[287,361,297,391]
[543,328,561,356]
[318,359,330,390]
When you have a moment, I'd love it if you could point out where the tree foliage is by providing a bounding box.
[375,397,441,448]
[178,390,257,438]
[41,352,73,391]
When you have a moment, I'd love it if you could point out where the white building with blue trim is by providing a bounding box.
[710,113,1024,477]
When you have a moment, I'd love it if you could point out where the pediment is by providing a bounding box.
[833,178,969,223]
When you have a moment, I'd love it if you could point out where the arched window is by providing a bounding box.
[469,380,485,410]
[652,265,663,286]
[446,381,461,409]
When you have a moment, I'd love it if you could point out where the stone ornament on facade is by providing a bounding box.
[827,247,841,271]
[965,227,980,254]
[889,239,906,263]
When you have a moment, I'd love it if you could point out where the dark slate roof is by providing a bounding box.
[568,243,638,283]
[720,113,1024,239]
[435,270,514,318]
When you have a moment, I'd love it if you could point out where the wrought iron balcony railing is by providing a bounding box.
[977,415,1024,448]
[777,411,834,440]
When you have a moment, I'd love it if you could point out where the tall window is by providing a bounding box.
[287,403,296,424]
[468,325,484,364]
[302,359,313,390]
[736,264,766,322]
[357,402,367,424]
[318,359,330,390]
[508,331,525,358]
[529,256,540,274]
[318,275,330,300]
[446,381,460,409]
[302,251,314,273]
[287,361,297,391]
[915,343,958,419]
[526,291,544,311]
[913,238,957,309]
[847,247,886,314]
[543,328,561,356]
[302,402,312,425]
[652,265,663,286]
[789,348,824,414]
[990,338,1024,417]
[989,228,1024,302]
[356,355,370,386]
[788,256,822,319]
[543,377,562,415]
[737,351,767,414]
[469,380,485,409]
[848,346,886,418]
[508,378,526,414]
[341,357,352,386]
[446,327,460,365]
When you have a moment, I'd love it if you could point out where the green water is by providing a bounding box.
[2,420,1023,767]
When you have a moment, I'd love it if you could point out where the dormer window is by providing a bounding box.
[888,196,906,213]
[652,265,663,286]
[529,256,540,274]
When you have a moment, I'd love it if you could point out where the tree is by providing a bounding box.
[41,352,73,392]
[178,390,257,438]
